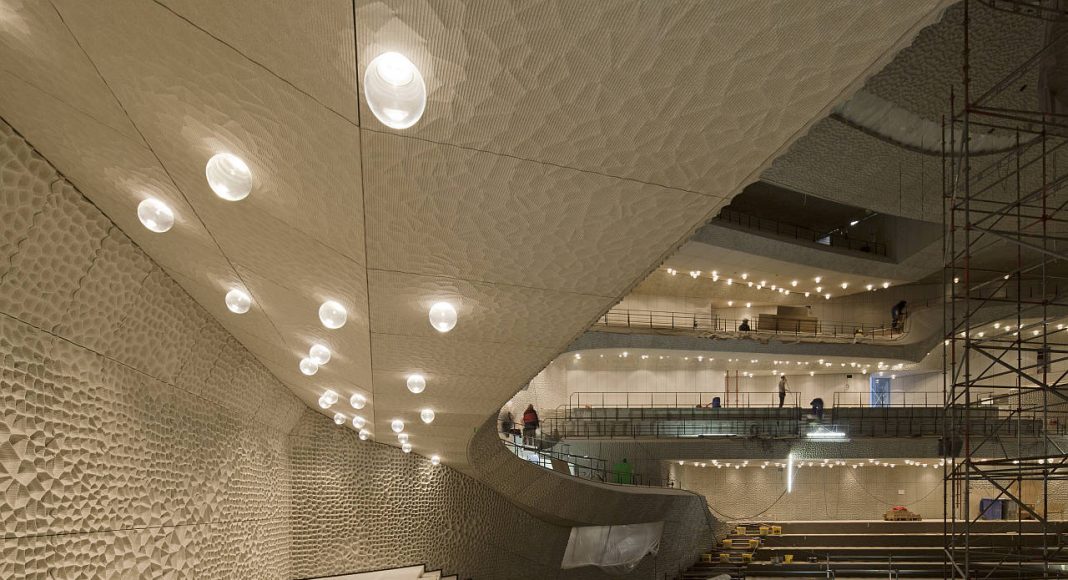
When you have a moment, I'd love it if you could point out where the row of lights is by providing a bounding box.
[664,269,892,303]
[133,49,440,462]
[574,353,909,375]
[681,458,931,469]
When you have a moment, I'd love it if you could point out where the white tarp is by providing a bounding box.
[560,521,664,574]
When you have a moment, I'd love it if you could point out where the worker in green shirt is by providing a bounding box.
[613,458,633,484]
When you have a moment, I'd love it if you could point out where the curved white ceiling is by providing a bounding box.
[0,0,951,471]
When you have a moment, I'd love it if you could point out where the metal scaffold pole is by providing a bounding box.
[945,2,1068,578]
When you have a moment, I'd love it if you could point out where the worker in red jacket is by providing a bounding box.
[522,404,540,445]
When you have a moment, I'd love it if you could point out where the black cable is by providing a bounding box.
[707,489,788,521]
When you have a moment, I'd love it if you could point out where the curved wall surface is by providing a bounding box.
[0,119,714,578]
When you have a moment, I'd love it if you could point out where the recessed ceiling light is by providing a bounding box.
[224,288,251,314]
[309,343,331,365]
[352,415,366,429]
[406,373,426,394]
[420,409,435,424]
[299,357,319,376]
[205,153,252,201]
[358,429,371,441]
[365,52,426,129]
[333,412,345,425]
[429,302,458,333]
[391,419,405,433]
[318,300,347,329]
[318,390,338,409]
[350,393,367,409]
[402,442,413,453]
[431,455,441,466]
[137,198,174,233]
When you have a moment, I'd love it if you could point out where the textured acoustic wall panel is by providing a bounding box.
[1,118,720,579]
[0,119,301,577]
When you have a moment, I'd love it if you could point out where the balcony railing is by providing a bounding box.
[716,208,888,257]
[594,308,904,340]
[499,435,665,486]
[569,390,799,410]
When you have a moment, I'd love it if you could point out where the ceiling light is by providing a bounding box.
[352,415,366,429]
[741,273,748,280]
[420,408,436,424]
[365,52,426,129]
[866,284,873,291]
[205,153,252,201]
[224,288,251,314]
[137,198,175,233]
[814,276,822,283]
[431,455,441,466]
[815,286,822,293]
[850,220,859,226]
[402,442,412,453]
[825,293,831,300]
[391,419,405,433]
[333,412,345,425]
[299,357,319,376]
[840,282,849,289]
[882,282,890,289]
[350,393,367,409]
[727,301,733,307]
[745,302,751,308]
[429,302,458,333]
[358,429,371,440]
[407,373,427,394]
[804,292,810,298]
[318,390,339,409]
[791,280,798,287]
[309,343,331,365]
[319,300,347,329]
[397,433,409,443]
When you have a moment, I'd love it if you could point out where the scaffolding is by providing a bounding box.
[945,1,1068,577]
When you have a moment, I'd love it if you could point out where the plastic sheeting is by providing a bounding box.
[560,521,664,574]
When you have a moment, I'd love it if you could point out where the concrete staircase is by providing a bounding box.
[311,565,457,580]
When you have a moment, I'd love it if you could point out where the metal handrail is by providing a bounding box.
[832,390,943,408]
[568,390,799,410]
[499,435,665,486]
[716,208,888,256]
[594,308,904,340]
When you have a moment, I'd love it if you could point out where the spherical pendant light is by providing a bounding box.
[309,343,331,365]
[365,52,426,129]
[137,198,174,233]
[224,288,251,314]
[333,412,346,425]
[358,429,371,441]
[205,153,252,201]
[299,357,319,376]
[420,408,435,424]
[397,433,409,443]
[318,390,338,409]
[352,415,366,429]
[319,300,347,329]
[350,393,367,410]
[406,373,426,394]
[401,442,412,453]
[391,419,404,433]
[431,455,441,466]
[428,302,457,333]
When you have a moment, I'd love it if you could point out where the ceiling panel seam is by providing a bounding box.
[366,266,617,300]
[47,0,287,348]
[149,0,357,128]
[0,68,131,140]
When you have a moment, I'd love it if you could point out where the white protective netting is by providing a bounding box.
[560,521,664,574]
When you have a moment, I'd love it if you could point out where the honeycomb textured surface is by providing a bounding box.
[1,118,716,578]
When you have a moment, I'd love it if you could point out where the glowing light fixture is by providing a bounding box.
[333,412,345,425]
[431,455,441,466]
[350,393,367,409]
[318,390,339,409]
[224,288,251,314]
[391,419,405,433]
[137,198,175,233]
[352,415,366,429]
[205,153,252,201]
[318,300,347,329]
[402,442,413,453]
[397,433,409,443]
[365,52,426,129]
[406,373,426,394]
[428,302,457,333]
[309,343,331,365]
[299,357,319,376]
[358,429,371,441]
[787,453,794,493]
[420,408,435,424]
